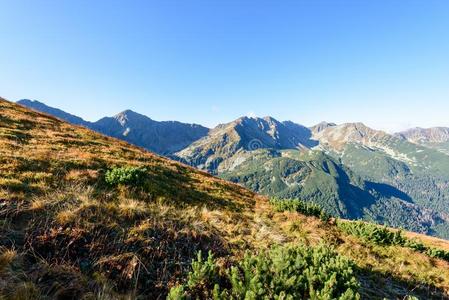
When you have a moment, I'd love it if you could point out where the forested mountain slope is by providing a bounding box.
[313,123,449,237]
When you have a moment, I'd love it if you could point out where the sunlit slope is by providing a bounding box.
[1,97,449,299]
[0,97,262,298]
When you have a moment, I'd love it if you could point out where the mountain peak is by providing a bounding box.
[235,115,252,122]
[17,99,44,105]
[114,109,148,119]
[351,122,369,129]
[18,99,208,155]
[117,109,135,115]
[311,121,337,133]
[312,122,390,150]
[112,109,153,126]
[396,126,449,144]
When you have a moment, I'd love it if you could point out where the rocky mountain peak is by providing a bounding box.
[310,121,337,133]
[312,122,390,150]
[396,127,449,144]
[113,109,153,126]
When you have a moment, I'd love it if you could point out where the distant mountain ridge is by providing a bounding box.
[18,99,209,155]
[312,122,391,150]
[396,127,449,144]
[92,109,209,155]
[17,99,91,127]
[395,127,449,156]
[310,121,337,133]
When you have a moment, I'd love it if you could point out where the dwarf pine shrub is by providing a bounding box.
[168,245,360,300]
[105,166,148,187]
[187,251,220,291]
[425,247,449,261]
[403,239,427,252]
[269,197,331,221]
[336,220,405,245]
[337,220,449,263]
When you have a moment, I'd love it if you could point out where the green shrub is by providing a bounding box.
[168,245,360,300]
[186,250,221,296]
[336,220,405,246]
[270,197,331,221]
[105,166,148,187]
[337,220,449,263]
[167,251,222,300]
[403,239,426,252]
[425,247,449,261]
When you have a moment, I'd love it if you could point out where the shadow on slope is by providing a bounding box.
[366,181,413,203]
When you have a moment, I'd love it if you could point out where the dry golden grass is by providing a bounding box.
[118,198,147,219]
[1,97,449,299]
[0,248,17,274]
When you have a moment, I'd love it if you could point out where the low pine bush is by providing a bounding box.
[168,245,360,300]
[104,166,148,187]
[425,247,449,261]
[337,220,449,263]
[167,251,221,300]
[336,220,405,246]
[403,239,427,252]
[269,197,331,221]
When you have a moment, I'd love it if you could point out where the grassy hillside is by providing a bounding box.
[1,98,261,298]
[2,98,449,299]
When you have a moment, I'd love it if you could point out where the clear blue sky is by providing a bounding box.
[1,0,449,132]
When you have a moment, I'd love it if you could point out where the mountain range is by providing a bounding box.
[17,99,209,155]
[17,99,449,238]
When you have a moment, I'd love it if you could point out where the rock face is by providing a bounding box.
[18,100,209,155]
[310,121,337,134]
[311,122,392,151]
[395,127,449,155]
[175,116,317,173]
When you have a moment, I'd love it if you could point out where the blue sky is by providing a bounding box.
[1,0,449,132]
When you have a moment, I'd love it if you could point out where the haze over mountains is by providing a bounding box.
[18,99,449,238]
